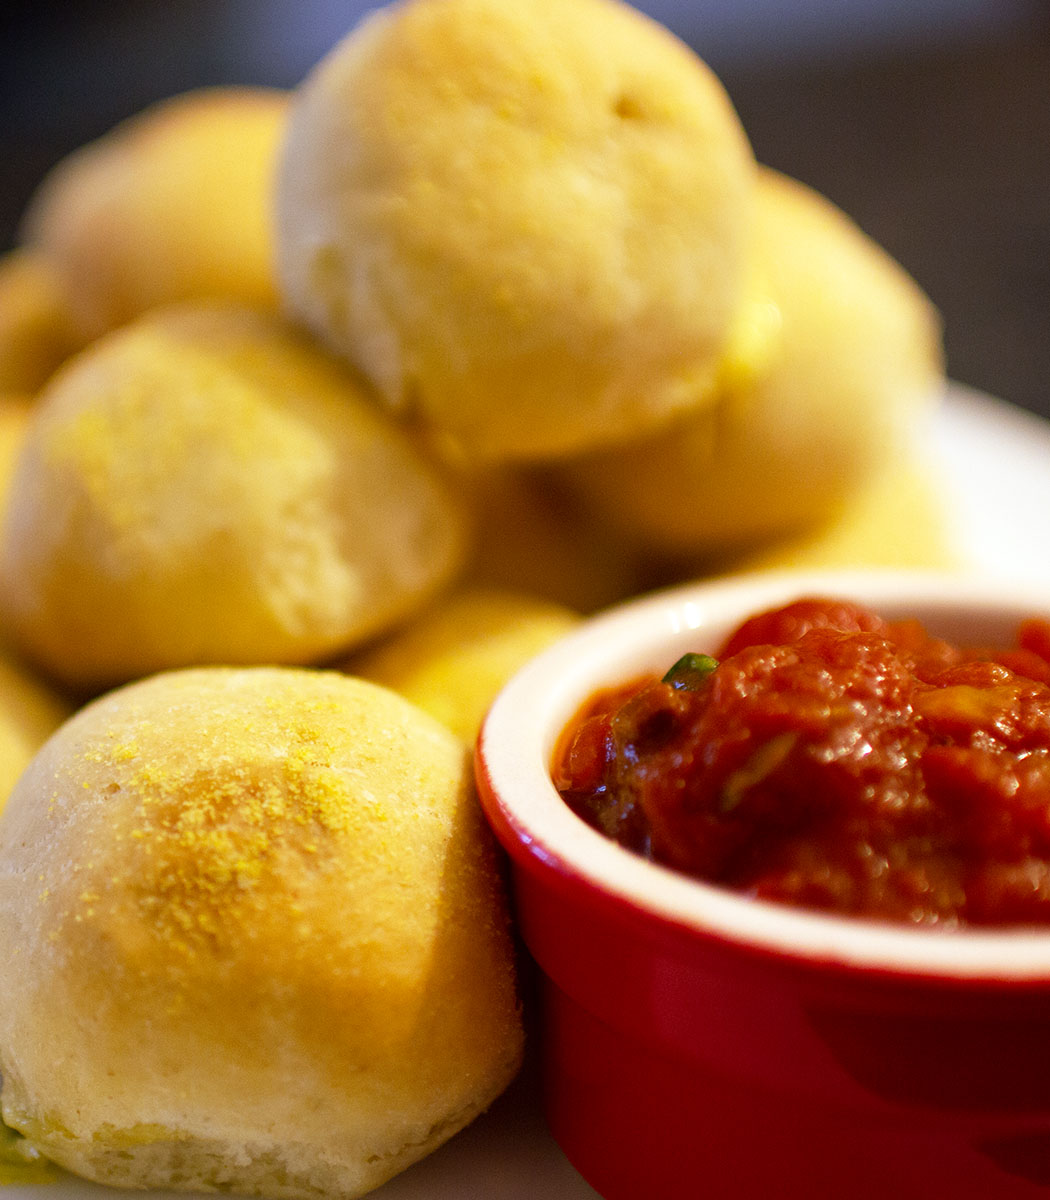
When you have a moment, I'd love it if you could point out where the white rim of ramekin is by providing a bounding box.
[478,568,1050,982]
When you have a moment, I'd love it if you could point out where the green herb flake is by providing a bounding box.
[662,652,718,691]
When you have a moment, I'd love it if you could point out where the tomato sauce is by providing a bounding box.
[553,598,1050,926]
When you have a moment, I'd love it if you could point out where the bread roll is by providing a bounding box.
[557,167,945,551]
[0,649,70,814]
[722,456,957,574]
[0,394,32,528]
[344,585,579,740]
[0,251,80,393]
[0,302,467,691]
[0,666,523,1198]
[276,0,755,460]
[639,455,956,597]
[460,464,643,611]
[22,88,288,341]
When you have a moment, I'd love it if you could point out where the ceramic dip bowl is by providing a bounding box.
[476,569,1050,1200]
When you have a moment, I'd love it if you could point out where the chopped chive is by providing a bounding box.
[662,652,718,691]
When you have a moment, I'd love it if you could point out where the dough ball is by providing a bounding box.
[460,465,643,612]
[343,585,579,741]
[557,167,945,551]
[0,666,522,1198]
[0,394,32,528]
[0,251,80,394]
[723,457,957,574]
[0,649,71,814]
[22,88,288,341]
[276,0,755,460]
[0,395,67,806]
[0,302,467,691]
[643,455,956,595]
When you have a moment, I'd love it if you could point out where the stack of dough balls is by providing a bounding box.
[0,667,523,1197]
[0,0,951,708]
[276,0,946,566]
[0,0,955,1195]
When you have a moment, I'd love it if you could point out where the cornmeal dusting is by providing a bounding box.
[22,669,469,974]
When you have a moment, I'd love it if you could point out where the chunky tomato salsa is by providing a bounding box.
[553,597,1050,926]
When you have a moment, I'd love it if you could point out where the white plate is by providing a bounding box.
[930,383,1050,582]
[4,382,1050,1200]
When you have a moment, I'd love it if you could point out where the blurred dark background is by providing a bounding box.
[2,0,1048,417]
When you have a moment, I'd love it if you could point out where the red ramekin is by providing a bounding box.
[476,569,1050,1200]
